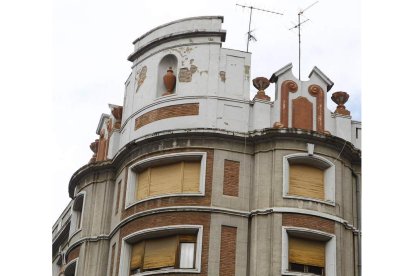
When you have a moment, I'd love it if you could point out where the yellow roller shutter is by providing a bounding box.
[136,168,150,200]
[289,164,324,200]
[143,236,178,270]
[182,161,201,193]
[289,237,325,267]
[150,163,182,196]
[130,241,145,271]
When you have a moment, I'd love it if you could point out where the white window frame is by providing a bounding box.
[125,152,207,209]
[119,225,203,276]
[283,153,335,206]
[281,226,336,276]
[64,258,79,276]
[69,192,86,236]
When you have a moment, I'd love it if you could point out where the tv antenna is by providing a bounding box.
[289,1,319,80]
[236,3,283,52]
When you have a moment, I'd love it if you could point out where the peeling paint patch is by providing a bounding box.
[135,66,147,92]
[190,65,198,74]
[179,64,200,82]
[199,70,208,76]
[190,59,194,65]
[179,67,192,82]
[244,65,250,80]
[219,71,226,82]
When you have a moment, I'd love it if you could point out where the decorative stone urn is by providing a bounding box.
[253,77,271,101]
[89,139,99,163]
[163,67,176,96]
[111,106,123,129]
[331,91,351,115]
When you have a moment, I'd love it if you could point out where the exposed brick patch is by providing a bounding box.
[121,149,214,220]
[117,212,211,276]
[134,103,199,130]
[282,213,335,234]
[219,226,237,276]
[66,244,81,263]
[223,160,240,197]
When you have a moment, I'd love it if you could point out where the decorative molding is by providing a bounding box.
[277,80,298,128]
[292,96,313,130]
[308,84,325,132]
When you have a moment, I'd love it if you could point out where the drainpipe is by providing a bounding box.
[354,172,362,276]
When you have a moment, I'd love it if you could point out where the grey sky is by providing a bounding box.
[52,0,360,222]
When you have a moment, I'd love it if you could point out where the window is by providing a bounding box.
[283,153,335,205]
[129,234,196,274]
[136,161,200,200]
[120,226,202,276]
[289,237,325,275]
[64,259,77,276]
[126,152,206,207]
[282,227,336,276]
[70,193,85,234]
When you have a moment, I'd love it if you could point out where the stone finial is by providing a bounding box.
[252,77,271,101]
[331,91,351,115]
[89,139,99,163]
[111,106,123,129]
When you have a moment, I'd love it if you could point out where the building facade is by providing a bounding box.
[52,16,361,276]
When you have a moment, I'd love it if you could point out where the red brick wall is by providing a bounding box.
[223,160,240,197]
[135,103,199,130]
[219,226,237,276]
[66,244,81,263]
[116,212,211,276]
[282,213,335,234]
[121,149,214,220]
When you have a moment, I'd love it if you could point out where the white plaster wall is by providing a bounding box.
[249,100,272,130]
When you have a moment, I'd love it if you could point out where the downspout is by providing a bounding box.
[354,172,362,276]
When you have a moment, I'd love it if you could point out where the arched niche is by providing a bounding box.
[157,54,178,97]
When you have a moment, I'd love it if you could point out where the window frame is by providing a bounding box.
[119,225,203,276]
[125,152,207,209]
[283,153,335,206]
[69,192,86,236]
[64,258,78,276]
[281,226,336,276]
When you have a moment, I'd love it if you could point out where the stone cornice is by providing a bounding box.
[128,30,226,62]
[68,128,361,197]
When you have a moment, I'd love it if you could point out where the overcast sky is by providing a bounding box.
[52,0,361,222]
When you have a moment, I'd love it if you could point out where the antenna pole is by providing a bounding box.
[289,1,318,81]
[247,6,253,52]
[298,12,301,80]
[236,3,283,53]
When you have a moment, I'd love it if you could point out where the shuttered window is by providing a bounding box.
[289,237,325,268]
[289,164,324,200]
[135,161,201,200]
[143,236,178,270]
[129,234,197,274]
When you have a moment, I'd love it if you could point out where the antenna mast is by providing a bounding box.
[289,1,318,80]
[236,4,283,52]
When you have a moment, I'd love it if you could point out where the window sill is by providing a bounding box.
[282,271,322,276]
[131,268,199,275]
[126,192,204,210]
[284,194,335,207]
